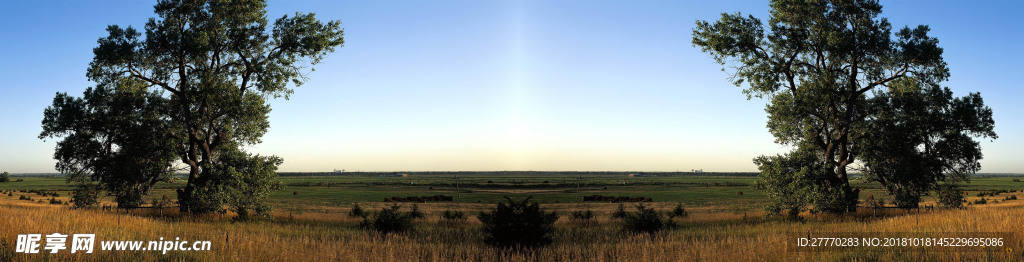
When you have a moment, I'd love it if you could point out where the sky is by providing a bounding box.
[0,1,1021,173]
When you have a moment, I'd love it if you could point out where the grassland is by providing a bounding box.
[2,173,1024,261]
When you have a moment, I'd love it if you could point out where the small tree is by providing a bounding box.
[70,182,100,208]
[622,203,674,234]
[936,183,965,208]
[478,196,558,249]
[440,209,467,226]
[0,172,9,182]
[611,203,628,219]
[570,209,595,226]
[752,149,825,220]
[217,148,284,220]
[151,195,172,209]
[361,204,415,234]
[409,204,425,219]
[668,203,688,218]
[349,203,366,218]
[864,195,885,209]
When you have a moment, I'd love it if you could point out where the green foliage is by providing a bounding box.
[440,209,467,226]
[935,183,965,208]
[622,203,674,234]
[611,203,628,219]
[73,0,343,213]
[694,0,993,215]
[0,172,9,183]
[668,203,688,218]
[360,205,415,234]
[860,79,996,209]
[349,203,366,218]
[216,148,284,220]
[570,209,594,221]
[176,185,228,214]
[409,204,425,219]
[40,82,177,208]
[151,195,172,209]
[70,182,100,209]
[864,195,884,210]
[478,197,558,249]
[757,149,819,219]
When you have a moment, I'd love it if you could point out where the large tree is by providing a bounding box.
[693,0,994,215]
[48,0,344,213]
[41,80,178,208]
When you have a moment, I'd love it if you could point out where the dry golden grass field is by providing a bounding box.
[2,189,1024,262]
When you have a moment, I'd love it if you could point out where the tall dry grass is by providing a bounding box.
[2,195,1024,261]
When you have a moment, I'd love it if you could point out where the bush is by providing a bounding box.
[936,184,965,209]
[478,196,558,249]
[49,198,63,205]
[622,203,674,234]
[440,209,467,225]
[151,195,172,209]
[349,203,367,218]
[360,204,415,234]
[611,203,628,219]
[409,204,425,219]
[71,183,100,208]
[973,198,987,205]
[1004,195,1018,201]
[864,195,885,209]
[19,195,31,201]
[668,203,688,218]
[570,209,594,222]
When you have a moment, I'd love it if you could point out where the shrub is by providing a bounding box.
[936,184,965,209]
[71,183,100,208]
[440,209,467,226]
[151,195,172,209]
[864,195,885,209]
[973,198,987,205]
[19,195,30,201]
[668,203,688,218]
[49,198,63,205]
[622,203,674,234]
[360,204,414,234]
[611,203,628,219]
[349,203,367,218]
[1004,195,1018,201]
[570,209,595,224]
[478,196,558,249]
[409,204,425,219]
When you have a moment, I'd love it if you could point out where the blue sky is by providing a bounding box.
[0,1,1020,173]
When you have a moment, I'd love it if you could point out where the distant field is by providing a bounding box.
[3,179,1024,261]
[2,172,1023,215]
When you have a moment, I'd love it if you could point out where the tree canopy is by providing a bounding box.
[41,0,344,214]
[694,0,995,215]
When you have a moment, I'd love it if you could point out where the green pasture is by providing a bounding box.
[2,172,1023,212]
